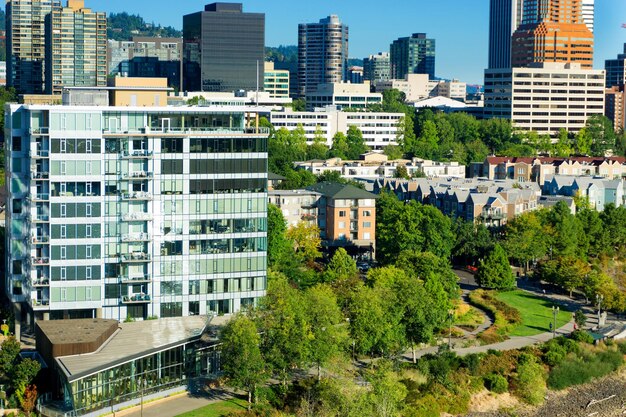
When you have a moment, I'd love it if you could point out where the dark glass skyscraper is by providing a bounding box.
[488,0,524,69]
[390,33,436,80]
[183,3,265,92]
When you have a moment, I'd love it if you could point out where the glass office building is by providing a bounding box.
[5,103,269,325]
[390,33,436,80]
[183,3,265,92]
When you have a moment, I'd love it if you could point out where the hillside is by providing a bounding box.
[107,12,181,40]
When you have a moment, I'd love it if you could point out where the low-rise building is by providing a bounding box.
[305,81,382,111]
[542,175,625,210]
[268,189,321,226]
[270,108,402,150]
[264,61,290,99]
[484,63,605,135]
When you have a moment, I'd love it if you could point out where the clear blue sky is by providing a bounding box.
[90,0,626,84]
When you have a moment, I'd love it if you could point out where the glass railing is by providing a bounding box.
[104,126,269,135]
[34,194,49,201]
[119,274,151,283]
[122,212,153,221]
[121,150,154,158]
[29,150,49,158]
[121,233,150,242]
[122,192,153,200]
[122,171,153,179]
[31,172,49,180]
[32,279,50,286]
[120,252,151,262]
[32,236,50,244]
[32,257,50,265]
[121,294,151,303]
[33,215,50,222]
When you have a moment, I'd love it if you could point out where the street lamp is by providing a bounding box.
[597,294,604,329]
[552,306,559,339]
[448,310,454,349]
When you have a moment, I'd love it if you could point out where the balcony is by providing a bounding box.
[121,232,150,242]
[119,274,151,284]
[31,257,49,265]
[32,299,50,309]
[30,172,49,180]
[29,127,49,135]
[120,252,151,263]
[480,211,506,220]
[30,150,49,159]
[32,215,50,223]
[122,191,152,201]
[32,279,50,287]
[31,236,50,244]
[121,294,151,304]
[33,193,50,202]
[122,171,153,180]
[121,150,153,159]
[122,212,153,222]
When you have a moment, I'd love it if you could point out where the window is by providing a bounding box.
[86,287,92,300]
[61,204,67,218]
[339,211,346,217]
[61,288,67,301]
[364,232,371,240]
[61,225,67,238]
[363,222,372,228]
[86,225,92,238]
[363,210,372,217]
[11,136,21,151]
[86,246,92,259]
[86,267,92,280]
[61,246,67,260]
[339,222,346,229]
[61,267,66,280]
[86,204,92,217]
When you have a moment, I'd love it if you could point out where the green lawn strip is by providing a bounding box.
[175,397,248,417]
[495,290,571,337]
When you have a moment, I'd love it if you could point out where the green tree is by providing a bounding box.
[304,284,349,379]
[267,204,292,267]
[465,139,490,163]
[384,144,404,160]
[514,354,546,405]
[503,211,549,273]
[413,120,439,159]
[452,218,493,265]
[220,314,266,407]
[346,125,369,160]
[323,248,358,284]
[12,358,40,393]
[396,115,416,155]
[575,128,593,155]
[286,221,321,265]
[576,208,607,258]
[394,165,409,179]
[0,337,21,378]
[329,132,349,159]
[587,115,616,156]
[307,126,330,160]
[543,201,584,259]
[292,98,306,111]
[600,204,626,255]
[480,118,513,153]
[366,362,407,417]
[476,244,516,290]
[554,128,572,157]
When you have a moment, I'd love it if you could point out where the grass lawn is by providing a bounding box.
[175,397,248,417]
[496,290,571,337]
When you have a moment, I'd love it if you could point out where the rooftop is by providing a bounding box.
[307,182,379,200]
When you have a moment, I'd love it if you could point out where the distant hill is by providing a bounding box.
[107,12,181,41]
[265,45,298,64]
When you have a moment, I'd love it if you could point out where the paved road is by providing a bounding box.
[116,390,238,417]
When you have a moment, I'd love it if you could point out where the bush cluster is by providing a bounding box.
[469,290,522,343]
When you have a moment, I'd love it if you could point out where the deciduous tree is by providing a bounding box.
[476,244,516,290]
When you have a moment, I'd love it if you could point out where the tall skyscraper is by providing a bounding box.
[605,44,626,88]
[297,15,349,97]
[183,3,265,92]
[390,33,436,80]
[46,0,107,95]
[5,96,269,325]
[363,52,391,83]
[488,0,524,69]
[6,0,61,94]
[511,0,594,69]
[581,0,594,33]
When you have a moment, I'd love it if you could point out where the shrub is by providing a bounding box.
[618,342,626,355]
[547,350,623,390]
[513,356,546,405]
[470,290,522,342]
[570,330,594,344]
[484,374,509,394]
[542,341,567,367]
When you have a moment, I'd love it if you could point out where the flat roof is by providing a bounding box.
[38,319,118,346]
[55,316,210,382]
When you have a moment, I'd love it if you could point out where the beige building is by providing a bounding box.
[374,74,466,102]
[46,0,107,95]
[264,62,289,99]
[110,77,171,107]
[305,81,382,111]
[605,86,625,132]
[268,190,321,227]
[484,62,605,135]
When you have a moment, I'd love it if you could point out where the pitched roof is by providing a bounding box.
[307,182,379,200]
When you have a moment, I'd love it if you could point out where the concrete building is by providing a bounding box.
[348,66,364,84]
[0,61,6,85]
[374,74,466,103]
[264,61,290,99]
[605,86,625,132]
[431,79,467,101]
[270,107,402,150]
[4,88,268,331]
[511,0,594,69]
[307,182,378,259]
[108,37,182,90]
[363,52,390,83]
[298,15,349,97]
[268,190,321,227]
[390,33,436,80]
[484,63,605,135]
[605,43,626,89]
[6,0,61,94]
[46,0,107,96]
[581,0,594,33]
[488,0,524,69]
[304,81,382,111]
[183,3,265,92]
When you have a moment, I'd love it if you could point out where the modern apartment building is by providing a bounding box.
[5,99,268,330]
[108,37,182,90]
[511,0,594,69]
[363,52,391,83]
[581,0,594,33]
[6,0,61,94]
[605,86,625,132]
[297,15,349,97]
[270,107,402,149]
[488,0,524,69]
[304,81,382,111]
[46,0,107,95]
[264,61,290,99]
[605,44,626,89]
[183,3,265,92]
[390,33,436,80]
[484,63,605,135]
[374,74,466,103]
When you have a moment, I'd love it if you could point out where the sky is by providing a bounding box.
[90,0,626,84]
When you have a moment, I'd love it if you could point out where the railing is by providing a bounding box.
[122,171,153,180]
[122,191,153,200]
[121,252,151,262]
[119,274,151,283]
[121,150,153,158]
[32,257,50,265]
[30,150,49,158]
[33,279,50,286]
[32,299,50,307]
[33,193,50,201]
[31,172,49,180]
[121,233,150,242]
[33,215,50,222]
[105,126,269,135]
[29,127,50,134]
[122,212,153,221]
[121,294,151,304]
[32,236,50,244]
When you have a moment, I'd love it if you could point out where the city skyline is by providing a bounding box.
[87,0,626,84]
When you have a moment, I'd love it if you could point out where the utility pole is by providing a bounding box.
[448,310,454,349]
[597,294,604,329]
[552,306,559,338]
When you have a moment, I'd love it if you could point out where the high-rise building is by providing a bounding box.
[46,0,107,95]
[108,37,183,90]
[390,33,436,80]
[511,0,594,69]
[6,0,61,94]
[183,3,265,92]
[297,15,349,97]
[4,85,269,327]
[488,0,524,69]
[581,0,594,33]
[264,61,289,98]
[605,86,625,132]
[363,52,391,83]
[605,44,626,88]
